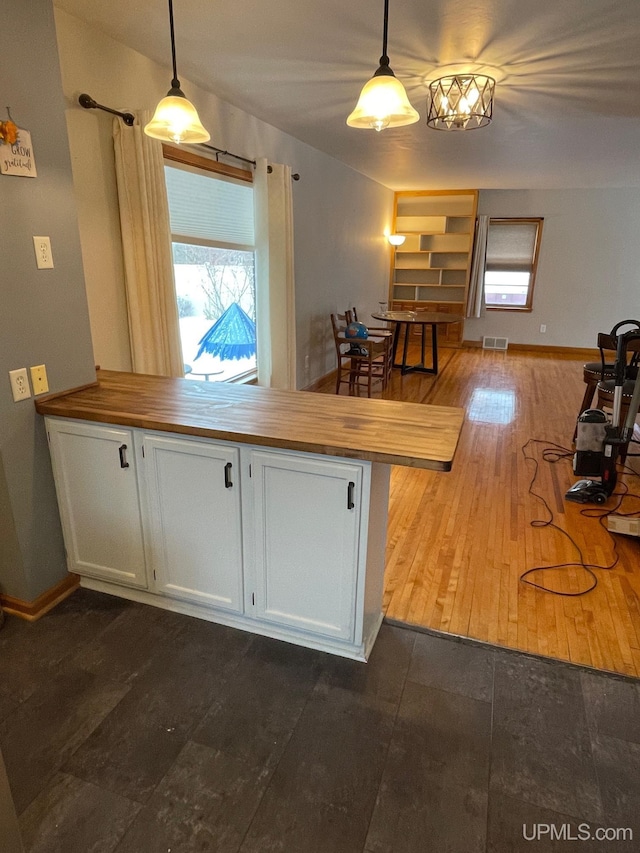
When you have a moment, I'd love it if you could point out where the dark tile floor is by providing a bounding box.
[1,589,639,852]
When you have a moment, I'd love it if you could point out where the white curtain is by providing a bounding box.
[254,159,297,389]
[113,113,183,377]
[466,214,489,319]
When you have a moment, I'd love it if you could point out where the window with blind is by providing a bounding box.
[163,148,256,382]
[484,218,543,311]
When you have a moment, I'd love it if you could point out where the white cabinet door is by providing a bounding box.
[46,419,147,588]
[249,450,362,641]
[141,435,243,612]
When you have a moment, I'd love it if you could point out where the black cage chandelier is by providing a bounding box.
[426,74,495,131]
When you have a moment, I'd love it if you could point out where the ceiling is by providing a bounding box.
[55,0,640,190]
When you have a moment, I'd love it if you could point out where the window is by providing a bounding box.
[484,218,543,311]
[163,146,256,382]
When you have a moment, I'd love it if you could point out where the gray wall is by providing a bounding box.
[466,189,640,348]
[0,0,95,600]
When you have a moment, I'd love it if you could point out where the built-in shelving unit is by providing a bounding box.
[390,190,478,344]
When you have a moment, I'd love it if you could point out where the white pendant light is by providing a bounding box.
[144,0,210,144]
[347,0,419,131]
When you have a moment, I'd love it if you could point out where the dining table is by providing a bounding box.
[371,310,464,375]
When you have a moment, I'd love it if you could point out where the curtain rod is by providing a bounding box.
[268,164,300,181]
[77,95,300,180]
[199,145,300,180]
[198,143,256,168]
[78,94,135,126]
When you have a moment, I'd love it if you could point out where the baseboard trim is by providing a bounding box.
[301,369,337,392]
[303,342,598,392]
[79,576,373,662]
[462,340,598,358]
[0,573,80,622]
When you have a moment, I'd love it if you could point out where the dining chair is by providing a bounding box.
[350,306,393,386]
[574,322,640,440]
[350,305,393,340]
[574,333,618,439]
[595,336,640,462]
[330,312,391,397]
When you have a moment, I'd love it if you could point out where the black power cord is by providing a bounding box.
[519,438,640,596]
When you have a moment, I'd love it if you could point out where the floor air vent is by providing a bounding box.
[482,336,509,351]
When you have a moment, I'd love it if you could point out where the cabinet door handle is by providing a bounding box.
[347,481,355,509]
[224,462,233,488]
[118,444,129,469]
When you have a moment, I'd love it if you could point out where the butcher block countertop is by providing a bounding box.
[35,370,464,471]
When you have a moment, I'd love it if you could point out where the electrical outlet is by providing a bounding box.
[9,368,31,402]
[33,236,54,269]
[540,324,547,333]
[30,364,49,395]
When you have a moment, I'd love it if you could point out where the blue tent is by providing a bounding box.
[195,303,256,361]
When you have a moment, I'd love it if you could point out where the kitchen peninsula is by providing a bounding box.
[36,370,464,660]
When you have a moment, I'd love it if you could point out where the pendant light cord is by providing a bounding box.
[381,0,389,61]
[168,0,180,89]
[376,0,391,74]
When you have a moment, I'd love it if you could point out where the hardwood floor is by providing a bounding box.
[314,346,640,678]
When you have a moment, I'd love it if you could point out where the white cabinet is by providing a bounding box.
[140,434,243,613]
[46,419,147,589]
[45,418,388,660]
[247,450,363,641]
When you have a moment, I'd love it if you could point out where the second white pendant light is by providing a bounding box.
[347,0,419,131]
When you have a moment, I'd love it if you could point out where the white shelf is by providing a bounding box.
[390,191,478,343]
[395,215,447,232]
[419,234,471,253]
[392,285,466,303]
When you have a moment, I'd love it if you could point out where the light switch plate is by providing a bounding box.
[30,364,49,395]
[33,236,54,269]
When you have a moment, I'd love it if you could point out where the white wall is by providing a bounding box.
[466,189,640,348]
[53,9,394,388]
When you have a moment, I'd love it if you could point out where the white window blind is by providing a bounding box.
[486,221,538,272]
[164,164,255,248]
